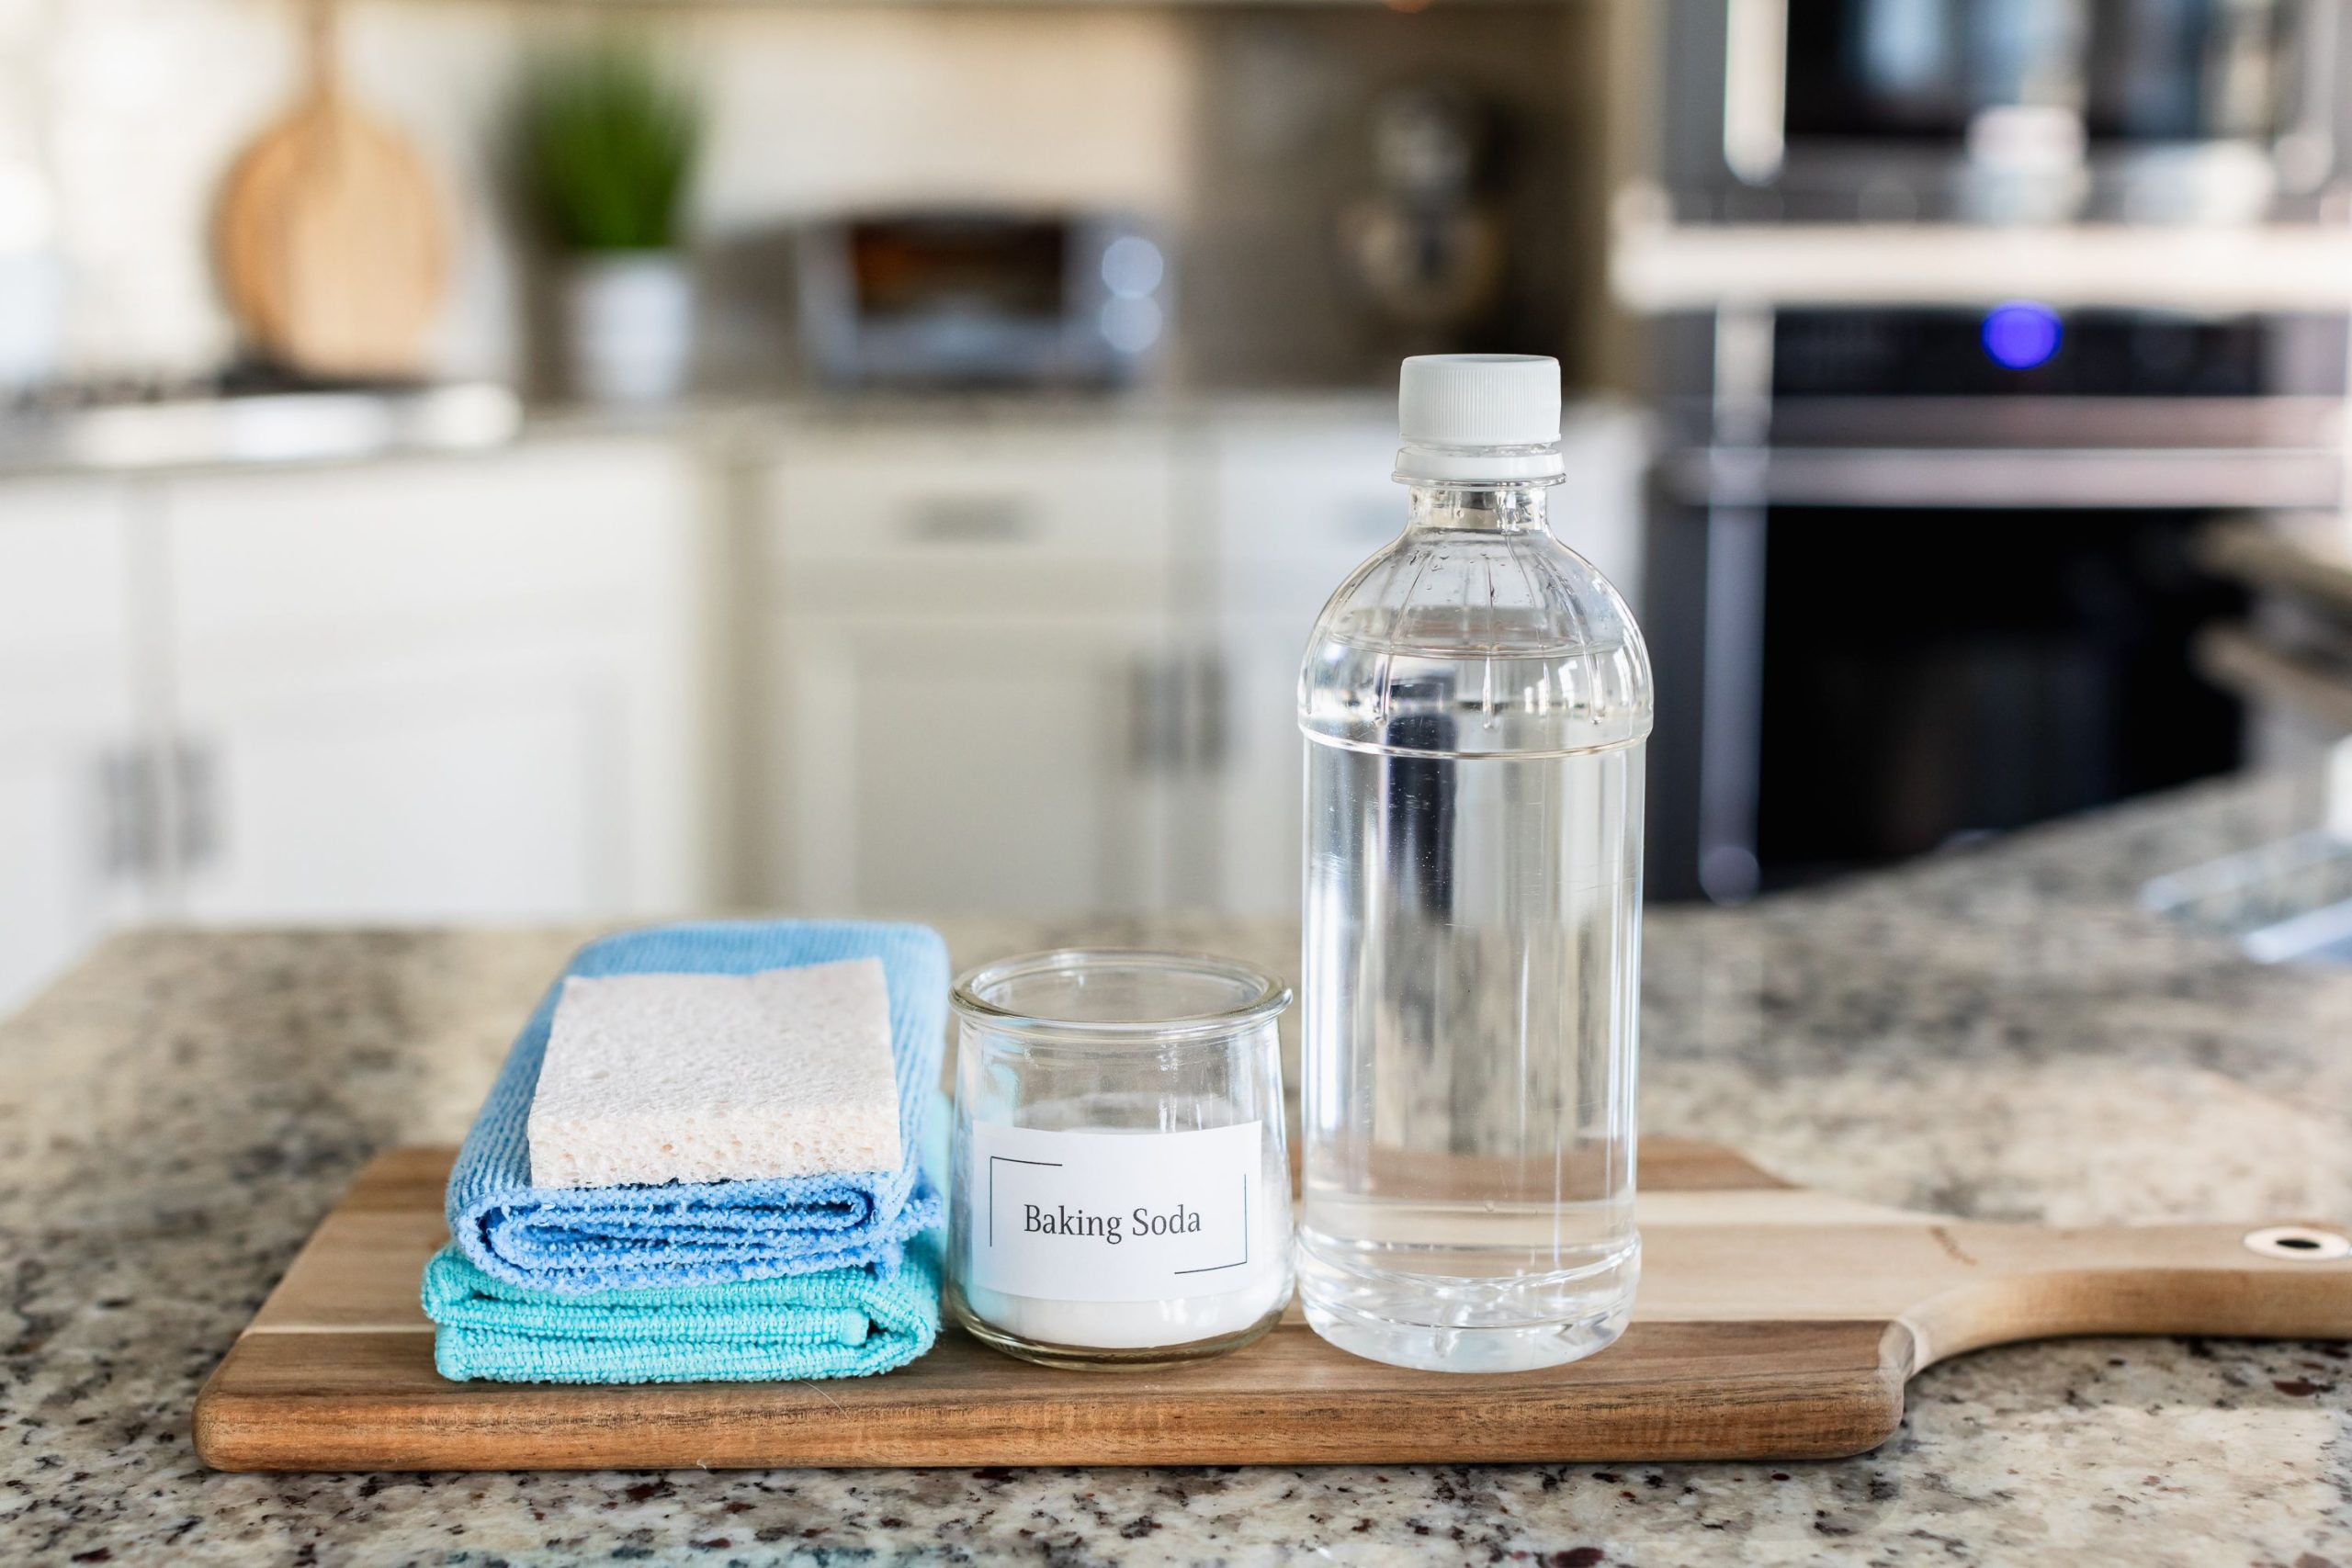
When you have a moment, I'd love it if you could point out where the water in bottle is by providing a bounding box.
[1296,354,1652,1372]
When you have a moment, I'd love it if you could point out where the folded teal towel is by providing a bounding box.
[423,1235,942,1384]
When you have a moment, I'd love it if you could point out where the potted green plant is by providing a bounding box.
[519,45,701,403]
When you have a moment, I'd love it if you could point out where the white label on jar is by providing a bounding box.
[967,1120,1269,1303]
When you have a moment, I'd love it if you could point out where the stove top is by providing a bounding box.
[0,367,520,472]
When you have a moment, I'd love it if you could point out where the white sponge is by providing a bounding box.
[526,958,900,1190]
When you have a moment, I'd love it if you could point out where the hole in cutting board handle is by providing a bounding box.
[2243,1225,2352,1260]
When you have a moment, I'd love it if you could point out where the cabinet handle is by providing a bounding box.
[1192,651,1229,772]
[1129,651,1228,775]
[902,495,1036,546]
[98,745,157,879]
[174,739,222,873]
[1127,654,1184,775]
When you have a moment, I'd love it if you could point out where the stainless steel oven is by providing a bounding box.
[1661,0,2351,222]
[1630,2,2352,901]
[1642,304,2349,902]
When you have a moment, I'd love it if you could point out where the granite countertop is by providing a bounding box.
[3,773,2348,1565]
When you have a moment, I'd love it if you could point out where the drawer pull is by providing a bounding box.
[903,496,1036,545]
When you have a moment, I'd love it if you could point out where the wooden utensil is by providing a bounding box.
[214,0,447,378]
[191,1143,2351,1470]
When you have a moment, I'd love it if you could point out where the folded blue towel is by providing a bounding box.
[446,920,947,1295]
[422,1235,942,1384]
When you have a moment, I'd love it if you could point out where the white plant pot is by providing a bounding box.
[561,254,694,405]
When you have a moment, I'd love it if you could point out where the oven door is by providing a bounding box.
[1754,502,2245,885]
[1640,435,2340,901]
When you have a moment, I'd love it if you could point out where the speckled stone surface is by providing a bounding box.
[2,773,2348,1566]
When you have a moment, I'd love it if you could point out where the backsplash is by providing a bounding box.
[0,0,1193,382]
[0,0,1582,389]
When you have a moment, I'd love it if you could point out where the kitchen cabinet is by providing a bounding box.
[3,396,1645,1010]
[0,437,713,1015]
[1198,400,1401,917]
[0,479,142,1010]
[775,615,1185,915]
[754,400,1648,919]
[159,652,628,922]
[758,414,1188,914]
[157,440,710,921]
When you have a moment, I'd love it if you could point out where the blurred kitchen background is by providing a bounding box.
[8,0,2352,1012]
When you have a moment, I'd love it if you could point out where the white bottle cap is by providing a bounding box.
[1396,354,1566,482]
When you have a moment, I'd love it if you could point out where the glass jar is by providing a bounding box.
[947,949,1294,1371]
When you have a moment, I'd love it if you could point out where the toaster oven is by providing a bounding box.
[796,212,1170,389]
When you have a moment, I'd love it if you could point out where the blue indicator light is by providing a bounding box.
[1982,301,2062,370]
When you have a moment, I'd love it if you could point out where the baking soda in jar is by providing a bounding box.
[946,952,1295,1371]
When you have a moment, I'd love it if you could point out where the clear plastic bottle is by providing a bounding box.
[1295,355,1652,1372]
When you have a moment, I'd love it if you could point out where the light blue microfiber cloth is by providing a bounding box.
[421,1235,943,1384]
[446,920,948,1295]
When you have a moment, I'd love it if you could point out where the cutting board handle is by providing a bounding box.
[1904,1218,2352,1368]
[301,0,339,95]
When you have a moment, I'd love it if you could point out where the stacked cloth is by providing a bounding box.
[422,1237,943,1385]
[423,919,949,1384]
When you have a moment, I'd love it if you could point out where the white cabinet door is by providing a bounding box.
[762,414,1182,916]
[1205,404,1404,917]
[0,479,141,1013]
[164,654,622,921]
[158,439,709,923]
[0,737,117,1012]
[775,616,1179,917]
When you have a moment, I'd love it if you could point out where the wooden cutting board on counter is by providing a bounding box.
[192,1143,2352,1471]
[214,0,447,378]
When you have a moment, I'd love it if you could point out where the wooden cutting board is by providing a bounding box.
[214,0,447,378]
[192,1144,2352,1471]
